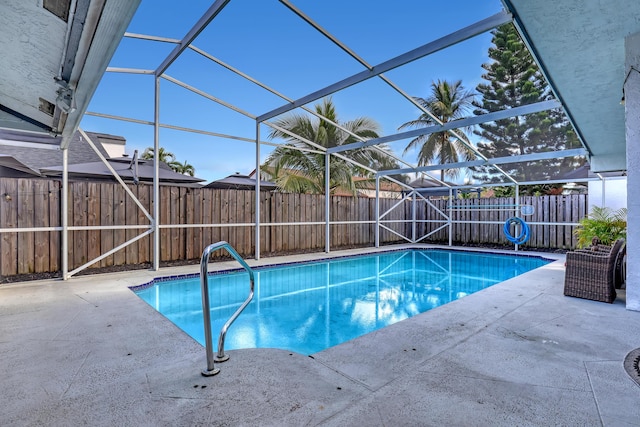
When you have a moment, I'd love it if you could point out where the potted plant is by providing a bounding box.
[574,206,627,248]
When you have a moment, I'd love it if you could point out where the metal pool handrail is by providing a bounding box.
[200,241,255,377]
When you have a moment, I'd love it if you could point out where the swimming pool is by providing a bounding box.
[133,249,550,355]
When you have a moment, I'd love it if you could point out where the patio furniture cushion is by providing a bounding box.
[563,238,625,303]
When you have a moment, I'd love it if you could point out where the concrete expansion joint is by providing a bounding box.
[309,357,375,393]
[73,294,100,308]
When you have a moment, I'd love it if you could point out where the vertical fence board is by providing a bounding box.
[535,196,543,248]
[113,184,127,265]
[329,195,336,249]
[17,179,35,273]
[185,187,196,260]
[202,188,212,249]
[299,194,307,251]
[573,195,582,248]
[259,192,269,253]
[292,194,299,251]
[33,180,49,272]
[73,182,88,269]
[549,196,557,248]
[246,190,254,254]
[138,184,152,264]
[0,179,18,276]
[563,195,571,248]
[123,185,139,264]
[229,189,239,250]
[211,189,221,250]
[311,194,319,250]
[233,190,244,254]
[241,190,250,254]
[168,186,179,260]
[86,182,101,268]
[245,191,253,255]
[289,193,297,251]
[217,189,228,251]
[179,187,188,260]
[268,192,275,253]
[270,192,278,253]
[100,182,114,267]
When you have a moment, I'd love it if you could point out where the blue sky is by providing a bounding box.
[81,0,505,183]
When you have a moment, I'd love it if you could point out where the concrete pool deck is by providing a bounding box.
[1,244,639,426]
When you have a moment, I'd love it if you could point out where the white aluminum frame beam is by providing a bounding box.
[255,121,261,260]
[154,0,231,76]
[62,148,68,279]
[451,176,600,190]
[257,10,512,123]
[378,148,586,176]
[153,76,160,270]
[162,75,256,119]
[106,67,155,74]
[124,32,180,44]
[85,111,305,150]
[329,100,561,154]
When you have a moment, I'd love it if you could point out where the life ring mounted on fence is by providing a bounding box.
[503,217,530,245]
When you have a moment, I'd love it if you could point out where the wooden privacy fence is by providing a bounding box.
[0,178,587,278]
[412,195,587,248]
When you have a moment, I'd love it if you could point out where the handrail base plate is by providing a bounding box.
[214,354,230,363]
[201,368,220,377]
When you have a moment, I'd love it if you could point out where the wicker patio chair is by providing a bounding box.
[575,239,626,288]
[563,238,625,303]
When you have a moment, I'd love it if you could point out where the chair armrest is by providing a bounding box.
[568,250,610,260]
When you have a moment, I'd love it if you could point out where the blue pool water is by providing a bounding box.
[133,250,550,355]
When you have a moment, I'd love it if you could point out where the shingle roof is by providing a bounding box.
[0,130,111,171]
[204,173,276,190]
[40,157,204,186]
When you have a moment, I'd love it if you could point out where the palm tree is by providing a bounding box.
[400,80,476,180]
[265,97,398,194]
[141,147,195,176]
[172,160,195,176]
[141,147,176,163]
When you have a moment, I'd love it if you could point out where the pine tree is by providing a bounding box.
[472,24,581,188]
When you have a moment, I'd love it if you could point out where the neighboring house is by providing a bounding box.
[204,173,277,191]
[406,176,481,199]
[0,130,112,178]
[349,177,403,199]
[86,132,126,158]
[41,156,204,187]
[0,129,204,186]
[561,164,627,211]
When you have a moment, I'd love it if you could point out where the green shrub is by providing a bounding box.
[574,206,627,248]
